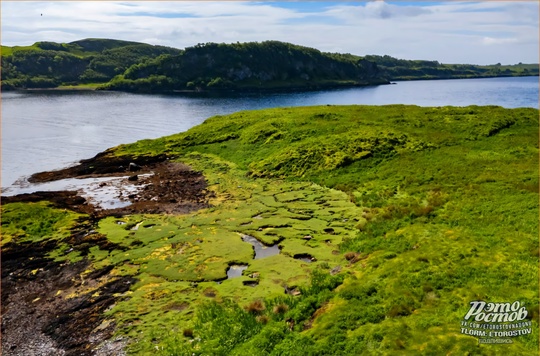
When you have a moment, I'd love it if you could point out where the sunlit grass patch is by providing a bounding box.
[1,202,82,245]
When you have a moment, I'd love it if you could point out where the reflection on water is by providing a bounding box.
[226,265,248,279]
[242,234,280,259]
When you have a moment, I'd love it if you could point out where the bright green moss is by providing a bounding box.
[1,201,82,245]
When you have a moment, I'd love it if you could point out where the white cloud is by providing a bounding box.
[1,1,537,65]
[325,1,432,21]
[482,37,518,46]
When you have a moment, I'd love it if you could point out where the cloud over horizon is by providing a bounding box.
[1,1,538,65]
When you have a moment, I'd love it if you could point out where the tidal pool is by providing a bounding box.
[2,174,152,209]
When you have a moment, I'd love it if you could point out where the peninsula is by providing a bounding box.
[2,104,538,355]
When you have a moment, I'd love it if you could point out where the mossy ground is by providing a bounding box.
[2,104,538,355]
[1,201,85,263]
[56,83,101,89]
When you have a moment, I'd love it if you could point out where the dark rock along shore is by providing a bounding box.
[1,153,212,354]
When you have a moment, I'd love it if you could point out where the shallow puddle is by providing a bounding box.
[241,234,280,259]
[226,265,248,278]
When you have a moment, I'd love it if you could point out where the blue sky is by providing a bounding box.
[1,1,538,65]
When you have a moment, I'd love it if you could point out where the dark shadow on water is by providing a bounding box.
[294,253,317,263]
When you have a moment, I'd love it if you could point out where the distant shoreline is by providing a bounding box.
[388,73,539,82]
[7,74,538,94]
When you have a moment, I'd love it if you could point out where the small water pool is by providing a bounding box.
[226,265,248,278]
[241,234,280,259]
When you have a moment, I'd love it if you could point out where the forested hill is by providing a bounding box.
[364,55,539,81]
[0,39,387,92]
[101,41,386,92]
[1,38,537,92]
[0,38,181,90]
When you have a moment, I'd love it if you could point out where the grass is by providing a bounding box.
[2,104,538,355]
[1,201,82,246]
[1,44,42,57]
[110,104,540,355]
[78,153,360,354]
[0,43,104,58]
[56,83,102,89]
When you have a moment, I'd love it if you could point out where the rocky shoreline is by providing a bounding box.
[7,153,211,218]
[1,153,212,355]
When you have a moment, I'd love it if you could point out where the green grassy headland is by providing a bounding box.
[2,104,538,354]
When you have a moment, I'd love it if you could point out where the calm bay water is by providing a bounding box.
[2,76,538,192]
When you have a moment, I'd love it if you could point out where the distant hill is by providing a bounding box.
[101,41,387,92]
[68,38,148,53]
[0,38,181,89]
[1,38,537,92]
[365,54,539,80]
